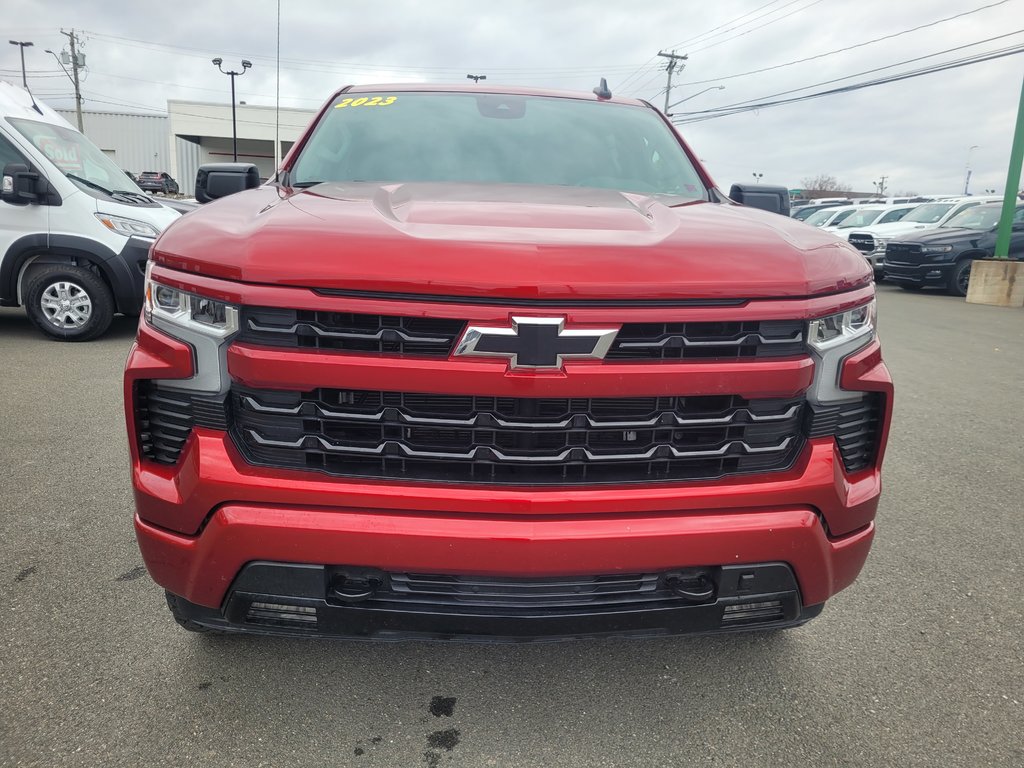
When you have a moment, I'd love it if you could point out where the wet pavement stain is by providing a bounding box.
[15,565,37,582]
[354,747,364,756]
[429,696,457,717]
[115,566,147,582]
[427,729,460,751]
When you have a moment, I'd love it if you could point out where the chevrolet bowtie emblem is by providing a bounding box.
[454,317,618,369]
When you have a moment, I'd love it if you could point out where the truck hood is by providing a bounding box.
[891,227,992,246]
[153,182,870,301]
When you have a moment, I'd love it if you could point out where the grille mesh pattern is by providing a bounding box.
[238,307,805,361]
[135,382,228,464]
[231,386,805,485]
[806,394,883,473]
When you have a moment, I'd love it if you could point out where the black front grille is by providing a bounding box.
[135,382,228,464]
[806,394,883,473]
[608,319,804,360]
[848,233,874,253]
[239,307,806,362]
[231,386,805,485]
[884,242,925,265]
[338,570,704,615]
[239,307,465,356]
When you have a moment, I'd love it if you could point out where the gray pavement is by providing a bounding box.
[1,284,1022,768]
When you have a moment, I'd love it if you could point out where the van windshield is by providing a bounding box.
[291,91,708,199]
[7,117,144,195]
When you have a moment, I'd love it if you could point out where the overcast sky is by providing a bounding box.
[3,0,1022,194]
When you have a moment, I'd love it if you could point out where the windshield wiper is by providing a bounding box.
[292,180,327,188]
[66,173,113,196]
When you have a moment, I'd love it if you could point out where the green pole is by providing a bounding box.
[994,72,1024,259]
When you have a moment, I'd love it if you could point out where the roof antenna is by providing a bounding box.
[23,84,44,116]
[593,78,612,100]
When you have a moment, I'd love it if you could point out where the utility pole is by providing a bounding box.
[60,29,84,132]
[876,176,888,196]
[657,50,688,114]
[993,73,1024,260]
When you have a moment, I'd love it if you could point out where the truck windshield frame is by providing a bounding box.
[290,91,709,200]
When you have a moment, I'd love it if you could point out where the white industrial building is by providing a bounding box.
[56,100,317,195]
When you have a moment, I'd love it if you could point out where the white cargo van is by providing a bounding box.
[0,82,180,340]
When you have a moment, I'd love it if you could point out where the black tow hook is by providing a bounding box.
[329,571,384,603]
[664,570,717,603]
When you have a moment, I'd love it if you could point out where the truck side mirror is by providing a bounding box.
[1,163,40,205]
[195,163,261,203]
[728,183,791,217]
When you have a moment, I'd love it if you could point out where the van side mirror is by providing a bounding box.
[1,163,40,205]
[728,183,791,217]
[195,163,260,203]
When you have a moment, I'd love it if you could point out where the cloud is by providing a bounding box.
[3,0,1021,192]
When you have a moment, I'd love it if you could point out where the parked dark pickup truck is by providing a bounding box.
[884,203,1024,296]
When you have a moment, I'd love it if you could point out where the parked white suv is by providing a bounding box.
[846,197,1003,277]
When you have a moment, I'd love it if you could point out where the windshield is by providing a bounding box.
[827,209,856,226]
[7,117,144,194]
[901,203,954,224]
[804,207,839,226]
[941,206,1001,230]
[291,92,707,199]
[837,208,885,228]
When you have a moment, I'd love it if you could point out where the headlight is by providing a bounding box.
[808,300,876,352]
[806,300,876,405]
[144,261,238,338]
[95,212,160,238]
[875,238,889,249]
[921,245,953,253]
[144,262,238,394]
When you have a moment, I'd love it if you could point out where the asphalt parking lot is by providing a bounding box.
[2,284,1022,768]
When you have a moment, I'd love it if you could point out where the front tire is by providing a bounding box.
[24,264,114,341]
[949,259,973,297]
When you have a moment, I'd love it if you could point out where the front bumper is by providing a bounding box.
[165,560,827,640]
[884,261,952,287]
[125,287,892,639]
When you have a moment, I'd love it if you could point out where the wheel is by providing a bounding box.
[165,591,224,634]
[949,259,972,297]
[24,264,114,341]
[900,284,924,291]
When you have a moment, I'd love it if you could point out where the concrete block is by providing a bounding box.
[966,260,1024,307]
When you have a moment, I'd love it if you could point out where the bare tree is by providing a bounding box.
[800,174,852,198]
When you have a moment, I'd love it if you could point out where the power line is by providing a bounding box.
[663,0,786,49]
[673,43,1024,124]
[685,0,827,55]
[620,3,788,92]
[679,0,1014,87]
[677,31,1024,117]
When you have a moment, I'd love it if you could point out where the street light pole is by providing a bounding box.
[212,57,252,162]
[752,172,763,184]
[666,85,725,117]
[8,40,33,88]
[466,74,486,83]
[964,145,979,195]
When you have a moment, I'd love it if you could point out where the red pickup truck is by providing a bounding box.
[124,85,892,639]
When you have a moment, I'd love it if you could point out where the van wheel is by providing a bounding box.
[24,264,114,341]
[949,259,973,297]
